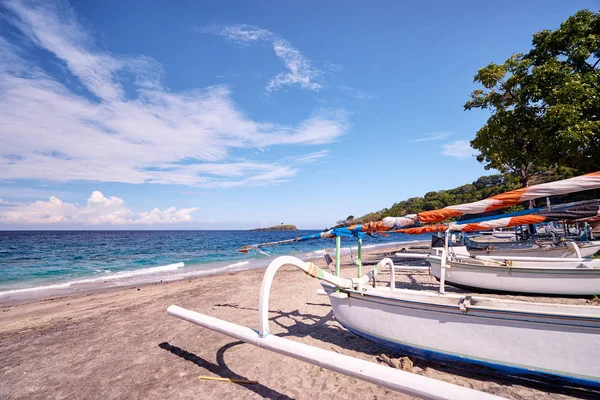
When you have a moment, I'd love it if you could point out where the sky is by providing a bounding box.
[0,0,597,230]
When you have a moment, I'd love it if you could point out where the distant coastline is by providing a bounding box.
[250,224,298,231]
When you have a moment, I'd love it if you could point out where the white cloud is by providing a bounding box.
[412,132,452,142]
[0,199,22,206]
[285,150,330,164]
[266,39,321,92]
[441,140,473,158]
[338,85,376,102]
[0,191,198,225]
[0,1,344,187]
[202,24,321,92]
[205,24,273,44]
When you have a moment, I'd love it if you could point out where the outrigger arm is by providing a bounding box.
[167,256,504,400]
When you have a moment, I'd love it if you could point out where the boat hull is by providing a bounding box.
[468,241,600,258]
[468,242,600,258]
[327,287,600,389]
[429,258,600,295]
[467,236,516,247]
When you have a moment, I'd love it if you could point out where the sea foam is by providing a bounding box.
[0,262,185,296]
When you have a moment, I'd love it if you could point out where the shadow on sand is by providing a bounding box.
[158,341,294,400]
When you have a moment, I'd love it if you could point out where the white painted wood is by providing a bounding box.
[428,256,600,295]
[467,241,600,258]
[167,304,505,400]
[327,286,600,383]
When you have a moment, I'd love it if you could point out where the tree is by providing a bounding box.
[466,10,600,185]
[465,55,545,187]
[346,215,355,221]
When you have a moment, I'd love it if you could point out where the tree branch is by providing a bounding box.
[496,78,518,103]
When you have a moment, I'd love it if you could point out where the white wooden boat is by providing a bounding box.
[169,255,600,392]
[427,252,600,295]
[467,235,516,246]
[325,283,600,390]
[467,240,600,258]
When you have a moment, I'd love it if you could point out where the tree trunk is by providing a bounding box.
[520,166,535,209]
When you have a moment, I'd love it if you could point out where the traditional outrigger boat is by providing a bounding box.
[426,250,600,295]
[168,172,600,396]
[169,253,600,394]
[466,239,600,258]
[321,264,600,389]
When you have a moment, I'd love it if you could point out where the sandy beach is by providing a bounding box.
[1,244,597,400]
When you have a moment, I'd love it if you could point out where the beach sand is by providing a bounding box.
[0,245,597,400]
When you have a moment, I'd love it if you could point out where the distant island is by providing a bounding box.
[250,224,298,231]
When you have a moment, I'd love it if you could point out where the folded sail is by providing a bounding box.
[389,171,600,226]
[396,201,600,234]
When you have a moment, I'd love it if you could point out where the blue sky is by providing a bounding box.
[0,0,597,229]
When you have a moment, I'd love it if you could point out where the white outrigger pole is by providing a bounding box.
[168,256,504,400]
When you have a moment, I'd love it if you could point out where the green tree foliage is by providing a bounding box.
[465,10,600,184]
[380,174,521,219]
[348,174,520,224]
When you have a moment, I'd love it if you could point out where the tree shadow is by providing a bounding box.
[158,341,293,400]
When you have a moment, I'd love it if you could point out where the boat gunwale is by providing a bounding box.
[428,257,600,273]
[334,286,600,323]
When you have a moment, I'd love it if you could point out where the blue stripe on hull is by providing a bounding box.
[339,322,600,391]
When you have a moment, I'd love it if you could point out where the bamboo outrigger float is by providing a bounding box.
[168,256,505,400]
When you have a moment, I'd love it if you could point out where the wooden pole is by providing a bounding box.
[357,238,363,277]
[335,236,341,277]
[335,236,341,293]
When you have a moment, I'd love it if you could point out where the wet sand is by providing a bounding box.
[0,245,597,399]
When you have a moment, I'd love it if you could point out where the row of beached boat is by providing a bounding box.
[168,172,600,399]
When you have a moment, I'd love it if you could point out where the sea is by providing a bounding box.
[0,230,430,301]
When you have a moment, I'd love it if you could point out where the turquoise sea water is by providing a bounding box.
[0,230,429,297]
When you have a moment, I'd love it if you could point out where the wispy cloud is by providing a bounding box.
[412,132,453,142]
[0,199,21,206]
[0,1,345,187]
[0,187,68,202]
[284,150,330,164]
[338,85,376,102]
[441,140,473,158]
[200,24,321,92]
[203,24,272,44]
[0,191,198,225]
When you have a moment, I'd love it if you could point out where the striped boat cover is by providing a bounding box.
[239,172,600,251]
[396,201,600,234]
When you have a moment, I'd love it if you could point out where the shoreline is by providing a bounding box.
[0,239,427,306]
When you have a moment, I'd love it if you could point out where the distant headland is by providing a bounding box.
[250,224,298,231]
